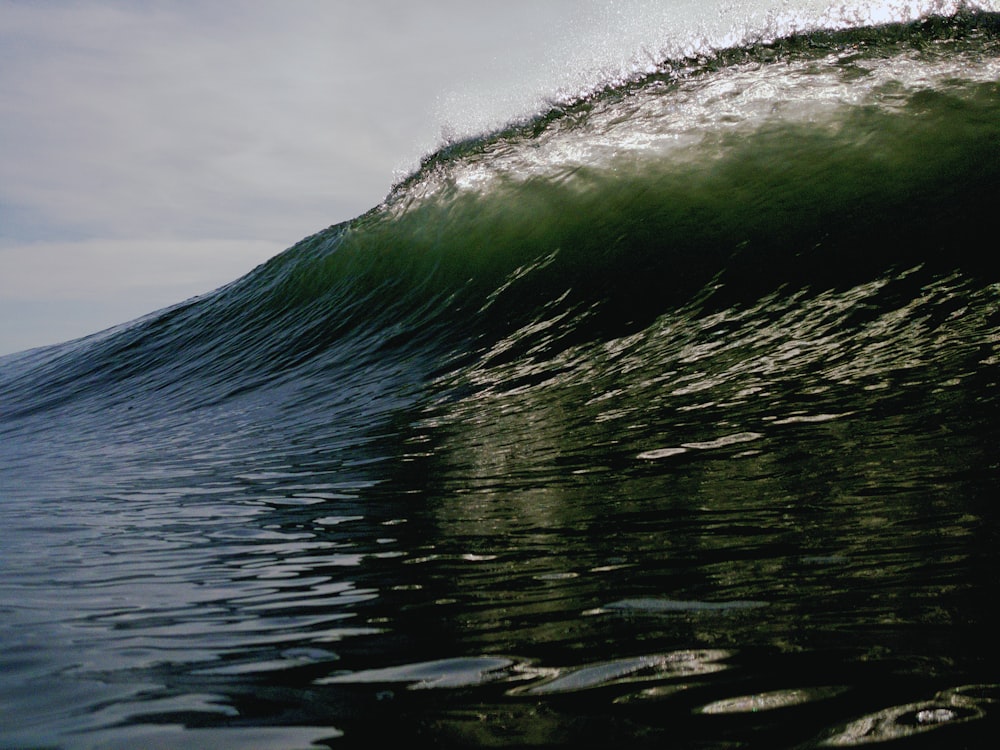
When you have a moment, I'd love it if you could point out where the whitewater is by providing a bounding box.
[2,2,1000,748]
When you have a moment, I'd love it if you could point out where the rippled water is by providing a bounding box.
[4,317,999,747]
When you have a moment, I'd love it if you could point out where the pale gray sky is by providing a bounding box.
[0,0,624,354]
[0,0,972,355]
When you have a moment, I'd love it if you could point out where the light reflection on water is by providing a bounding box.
[3,177,1000,748]
[8,352,997,748]
[820,685,1000,746]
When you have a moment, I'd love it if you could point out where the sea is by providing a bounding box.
[2,2,1000,748]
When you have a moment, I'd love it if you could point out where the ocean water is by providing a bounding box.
[3,4,1000,749]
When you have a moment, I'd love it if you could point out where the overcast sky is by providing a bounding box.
[0,0,969,355]
[0,0,659,355]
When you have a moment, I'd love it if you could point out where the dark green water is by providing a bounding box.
[2,11,1000,749]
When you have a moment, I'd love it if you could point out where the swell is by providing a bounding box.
[2,12,999,430]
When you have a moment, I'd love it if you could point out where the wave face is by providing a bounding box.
[3,8,1000,749]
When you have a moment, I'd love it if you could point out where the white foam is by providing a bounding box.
[434,1,999,144]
